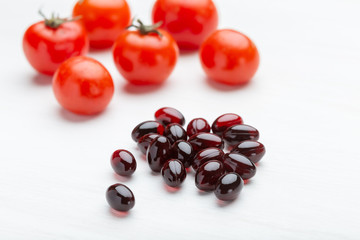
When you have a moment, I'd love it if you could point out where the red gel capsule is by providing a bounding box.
[188,132,224,153]
[111,149,137,176]
[222,124,259,148]
[106,183,135,212]
[195,160,225,191]
[131,120,164,142]
[164,123,187,144]
[223,153,256,180]
[161,159,187,188]
[231,140,265,163]
[155,107,185,126]
[187,118,211,137]
[215,173,244,201]
[192,147,224,171]
[147,136,171,172]
[137,133,162,155]
[212,113,243,136]
[171,140,194,168]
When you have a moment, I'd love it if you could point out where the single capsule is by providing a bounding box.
[131,120,164,142]
[110,149,137,176]
[223,124,259,148]
[211,113,243,136]
[164,123,187,144]
[223,153,256,180]
[188,132,224,153]
[187,118,210,137]
[106,183,135,212]
[155,107,185,126]
[171,140,194,168]
[231,140,265,163]
[214,173,244,201]
[195,160,224,191]
[161,159,187,188]
[147,136,171,172]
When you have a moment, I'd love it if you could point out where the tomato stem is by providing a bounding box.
[39,10,81,29]
[127,18,163,37]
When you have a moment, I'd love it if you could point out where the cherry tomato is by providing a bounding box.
[53,56,114,115]
[112,20,179,85]
[73,0,131,49]
[23,13,89,75]
[152,0,218,51]
[200,29,260,85]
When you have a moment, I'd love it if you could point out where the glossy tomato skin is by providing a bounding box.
[52,56,114,115]
[73,0,131,49]
[23,21,88,75]
[200,29,260,85]
[152,0,218,51]
[112,30,179,85]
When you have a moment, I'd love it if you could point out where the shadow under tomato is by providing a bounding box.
[122,82,164,95]
[179,49,198,56]
[205,76,250,92]
[89,47,112,53]
[32,73,52,86]
[58,108,101,123]
[109,207,131,218]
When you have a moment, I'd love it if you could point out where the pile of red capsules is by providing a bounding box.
[106,107,265,212]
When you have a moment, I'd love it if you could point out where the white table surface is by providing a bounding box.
[1,0,360,239]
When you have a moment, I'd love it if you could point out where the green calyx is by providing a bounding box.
[39,10,81,29]
[127,19,163,37]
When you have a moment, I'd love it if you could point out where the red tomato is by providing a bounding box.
[73,0,131,49]
[53,56,114,115]
[152,0,218,51]
[112,20,179,85]
[23,15,88,75]
[200,29,260,85]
